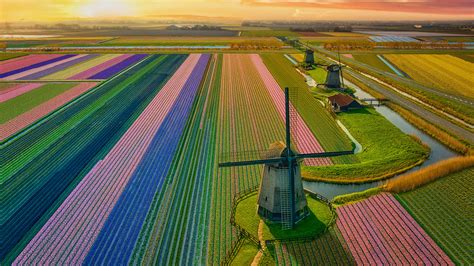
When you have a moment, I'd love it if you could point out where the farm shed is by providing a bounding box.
[328,93,362,112]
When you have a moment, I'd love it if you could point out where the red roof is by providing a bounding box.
[328,94,356,107]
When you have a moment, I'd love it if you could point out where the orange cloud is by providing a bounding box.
[241,0,474,15]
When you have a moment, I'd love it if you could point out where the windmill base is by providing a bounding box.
[257,206,309,224]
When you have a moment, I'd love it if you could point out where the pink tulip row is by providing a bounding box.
[0,54,63,74]
[336,193,453,265]
[250,54,331,166]
[0,83,44,103]
[0,82,98,141]
[14,54,202,265]
[68,54,132,80]
[3,54,89,80]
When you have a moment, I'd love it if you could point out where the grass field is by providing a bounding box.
[307,67,327,84]
[385,54,474,99]
[0,83,77,123]
[260,53,355,164]
[95,36,279,46]
[396,167,474,265]
[302,108,429,183]
[352,54,396,74]
[231,240,258,266]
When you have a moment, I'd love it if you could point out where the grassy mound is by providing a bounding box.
[235,193,334,241]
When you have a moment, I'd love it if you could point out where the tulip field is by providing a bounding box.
[1,52,458,265]
[0,53,147,81]
[396,167,474,265]
[336,193,453,265]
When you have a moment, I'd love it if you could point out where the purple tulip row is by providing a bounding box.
[14,54,203,265]
[0,54,65,75]
[336,193,453,265]
[0,54,77,80]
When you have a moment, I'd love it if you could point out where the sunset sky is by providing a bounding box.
[1,0,473,22]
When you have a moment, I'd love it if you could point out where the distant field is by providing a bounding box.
[0,53,27,61]
[241,30,300,37]
[297,32,331,37]
[385,54,474,99]
[452,53,474,63]
[322,32,369,37]
[396,167,474,265]
[300,36,369,46]
[352,54,396,74]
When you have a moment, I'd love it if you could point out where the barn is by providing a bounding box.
[328,93,363,112]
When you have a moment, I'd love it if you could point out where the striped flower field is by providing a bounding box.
[0,53,147,81]
[1,52,456,265]
[336,193,453,265]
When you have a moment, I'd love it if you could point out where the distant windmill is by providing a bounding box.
[304,49,315,66]
[219,88,353,229]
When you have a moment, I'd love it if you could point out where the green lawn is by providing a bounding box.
[235,193,333,241]
[231,240,259,266]
[396,167,474,265]
[0,83,76,124]
[307,67,327,84]
[302,108,429,182]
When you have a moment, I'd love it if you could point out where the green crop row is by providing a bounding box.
[0,83,76,124]
[396,167,474,265]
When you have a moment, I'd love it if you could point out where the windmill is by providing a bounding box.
[219,88,353,229]
[302,48,345,89]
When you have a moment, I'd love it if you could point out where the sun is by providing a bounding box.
[77,0,136,18]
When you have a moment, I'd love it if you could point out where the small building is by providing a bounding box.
[328,93,362,112]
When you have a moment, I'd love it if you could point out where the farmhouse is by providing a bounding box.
[328,93,362,112]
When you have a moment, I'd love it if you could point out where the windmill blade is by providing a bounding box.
[218,157,284,167]
[296,150,353,159]
[219,149,269,166]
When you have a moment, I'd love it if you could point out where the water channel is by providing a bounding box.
[303,83,458,199]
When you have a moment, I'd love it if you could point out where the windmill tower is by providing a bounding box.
[219,88,353,229]
[325,64,342,88]
[304,49,315,65]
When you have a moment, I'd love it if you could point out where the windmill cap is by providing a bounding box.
[264,141,298,159]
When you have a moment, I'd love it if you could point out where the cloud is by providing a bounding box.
[241,0,474,15]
